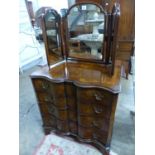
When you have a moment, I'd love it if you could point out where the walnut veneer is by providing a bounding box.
[30,2,121,155]
[31,60,121,154]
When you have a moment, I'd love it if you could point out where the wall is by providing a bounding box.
[19,0,44,73]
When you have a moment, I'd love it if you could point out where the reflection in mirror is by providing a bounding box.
[67,4,105,60]
[43,10,61,56]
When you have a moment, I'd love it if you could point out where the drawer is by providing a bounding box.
[78,116,110,130]
[68,110,77,121]
[43,104,68,120]
[78,102,112,119]
[78,126,93,139]
[78,116,94,127]
[40,103,68,121]
[39,103,58,117]
[92,118,110,131]
[32,79,50,91]
[53,97,67,108]
[77,88,113,106]
[57,120,69,132]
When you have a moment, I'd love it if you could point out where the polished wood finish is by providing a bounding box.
[31,2,121,155]
[31,60,121,154]
[31,61,121,92]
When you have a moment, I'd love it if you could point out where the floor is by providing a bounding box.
[19,64,135,155]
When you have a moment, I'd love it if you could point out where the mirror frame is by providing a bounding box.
[41,8,64,67]
[62,2,108,64]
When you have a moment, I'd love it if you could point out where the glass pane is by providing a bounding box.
[67,4,105,60]
[45,11,61,56]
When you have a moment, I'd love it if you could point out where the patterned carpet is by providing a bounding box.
[33,133,117,155]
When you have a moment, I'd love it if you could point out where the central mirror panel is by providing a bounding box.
[67,4,105,60]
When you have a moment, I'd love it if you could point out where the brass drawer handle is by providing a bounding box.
[93,106,103,114]
[44,96,53,102]
[94,93,104,101]
[92,121,100,128]
[48,107,55,114]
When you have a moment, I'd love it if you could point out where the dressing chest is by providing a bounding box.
[31,1,121,154]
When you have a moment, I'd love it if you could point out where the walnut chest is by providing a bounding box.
[31,61,121,155]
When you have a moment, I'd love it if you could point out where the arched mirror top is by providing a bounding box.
[44,9,61,22]
[64,2,107,62]
[42,8,63,66]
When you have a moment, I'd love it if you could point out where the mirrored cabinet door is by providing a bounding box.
[66,3,106,61]
[42,9,63,66]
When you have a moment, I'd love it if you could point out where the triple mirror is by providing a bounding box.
[66,3,106,61]
[42,3,109,65]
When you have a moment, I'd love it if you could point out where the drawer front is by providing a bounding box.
[77,88,113,106]
[78,116,94,127]
[32,79,50,91]
[39,102,68,120]
[78,102,112,119]
[79,116,110,131]
[53,97,67,108]
[39,103,57,117]
[92,118,110,132]
[36,92,53,103]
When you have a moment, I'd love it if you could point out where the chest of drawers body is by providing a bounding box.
[31,61,121,154]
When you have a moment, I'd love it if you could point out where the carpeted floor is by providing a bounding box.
[33,133,102,155]
[19,65,135,155]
